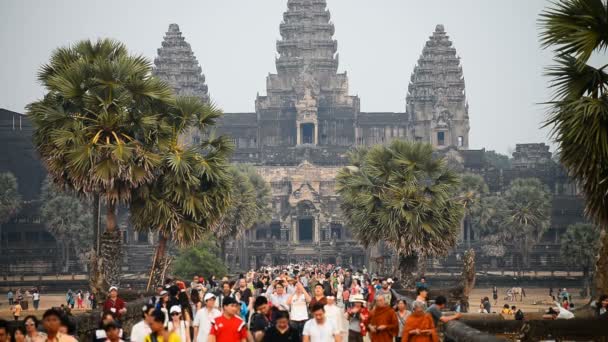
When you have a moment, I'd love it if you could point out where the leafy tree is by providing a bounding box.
[0,172,21,224]
[40,179,93,272]
[484,150,512,169]
[172,238,227,280]
[27,39,175,293]
[336,141,464,286]
[503,178,552,270]
[560,223,600,279]
[540,0,608,294]
[129,98,233,288]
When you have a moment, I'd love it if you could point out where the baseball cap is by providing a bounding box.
[203,293,216,302]
[169,305,182,314]
[108,286,118,292]
[160,290,168,296]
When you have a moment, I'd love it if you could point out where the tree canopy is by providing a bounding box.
[172,237,227,280]
[0,172,21,224]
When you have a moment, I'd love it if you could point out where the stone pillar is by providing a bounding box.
[296,123,301,145]
[314,123,318,145]
[314,216,320,243]
[292,219,298,243]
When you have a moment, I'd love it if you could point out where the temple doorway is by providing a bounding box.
[299,218,313,242]
[301,123,314,144]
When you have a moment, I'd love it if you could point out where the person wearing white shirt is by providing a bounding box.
[287,282,311,338]
[323,296,343,335]
[269,282,290,311]
[193,293,221,342]
[130,305,154,342]
[303,303,341,342]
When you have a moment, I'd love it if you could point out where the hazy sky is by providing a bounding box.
[1,0,561,154]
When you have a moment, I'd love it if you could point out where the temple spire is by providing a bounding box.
[153,23,209,103]
[406,24,470,149]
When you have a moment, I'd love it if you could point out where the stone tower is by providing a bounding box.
[153,23,210,145]
[255,0,360,149]
[406,25,470,149]
[153,23,209,104]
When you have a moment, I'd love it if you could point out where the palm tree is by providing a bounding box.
[475,195,509,260]
[336,141,464,287]
[129,98,233,289]
[540,0,608,294]
[212,166,258,261]
[27,39,175,292]
[460,173,489,247]
[503,178,552,271]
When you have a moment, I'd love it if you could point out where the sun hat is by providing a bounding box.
[350,294,366,304]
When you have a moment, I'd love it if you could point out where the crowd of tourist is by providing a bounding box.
[2,265,608,342]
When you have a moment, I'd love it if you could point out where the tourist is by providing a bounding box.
[345,294,369,342]
[235,279,252,305]
[427,296,462,328]
[104,321,125,342]
[263,311,299,342]
[177,289,194,328]
[23,315,46,342]
[11,301,23,321]
[42,308,72,342]
[216,282,234,309]
[302,303,340,342]
[415,278,428,291]
[145,310,180,342]
[191,289,203,315]
[168,305,191,342]
[95,312,124,342]
[90,292,97,310]
[492,286,498,306]
[562,297,570,310]
[309,284,327,311]
[11,325,25,342]
[401,301,438,342]
[396,299,411,342]
[594,295,608,319]
[208,297,248,342]
[191,276,203,293]
[482,297,491,314]
[413,288,428,310]
[249,296,272,342]
[66,290,74,309]
[549,287,554,301]
[287,282,310,338]
[269,281,290,312]
[514,306,524,321]
[103,286,127,320]
[7,290,14,307]
[193,293,221,342]
[32,290,40,311]
[323,297,343,337]
[375,281,394,308]
[131,305,154,342]
[0,320,8,342]
[501,304,512,315]
[149,286,165,307]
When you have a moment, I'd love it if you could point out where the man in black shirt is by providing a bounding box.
[250,296,272,342]
[263,310,298,342]
[236,278,253,304]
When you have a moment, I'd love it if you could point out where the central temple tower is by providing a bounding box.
[255,0,360,152]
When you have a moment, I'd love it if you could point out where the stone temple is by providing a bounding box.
[0,0,585,275]
[152,0,469,269]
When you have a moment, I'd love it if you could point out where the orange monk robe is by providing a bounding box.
[401,312,439,342]
[368,306,399,342]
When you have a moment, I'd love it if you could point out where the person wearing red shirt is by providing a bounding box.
[103,286,127,320]
[208,297,248,342]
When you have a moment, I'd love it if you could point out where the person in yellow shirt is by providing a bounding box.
[12,302,23,321]
[145,310,181,342]
[501,304,513,315]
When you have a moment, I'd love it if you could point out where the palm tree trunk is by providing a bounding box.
[398,253,418,288]
[594,228,608,297]
[90,202,122,297]
[150,233,168,289]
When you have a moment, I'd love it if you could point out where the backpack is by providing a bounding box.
[515,309,524,320]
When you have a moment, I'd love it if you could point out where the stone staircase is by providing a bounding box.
[124,244,155,273]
